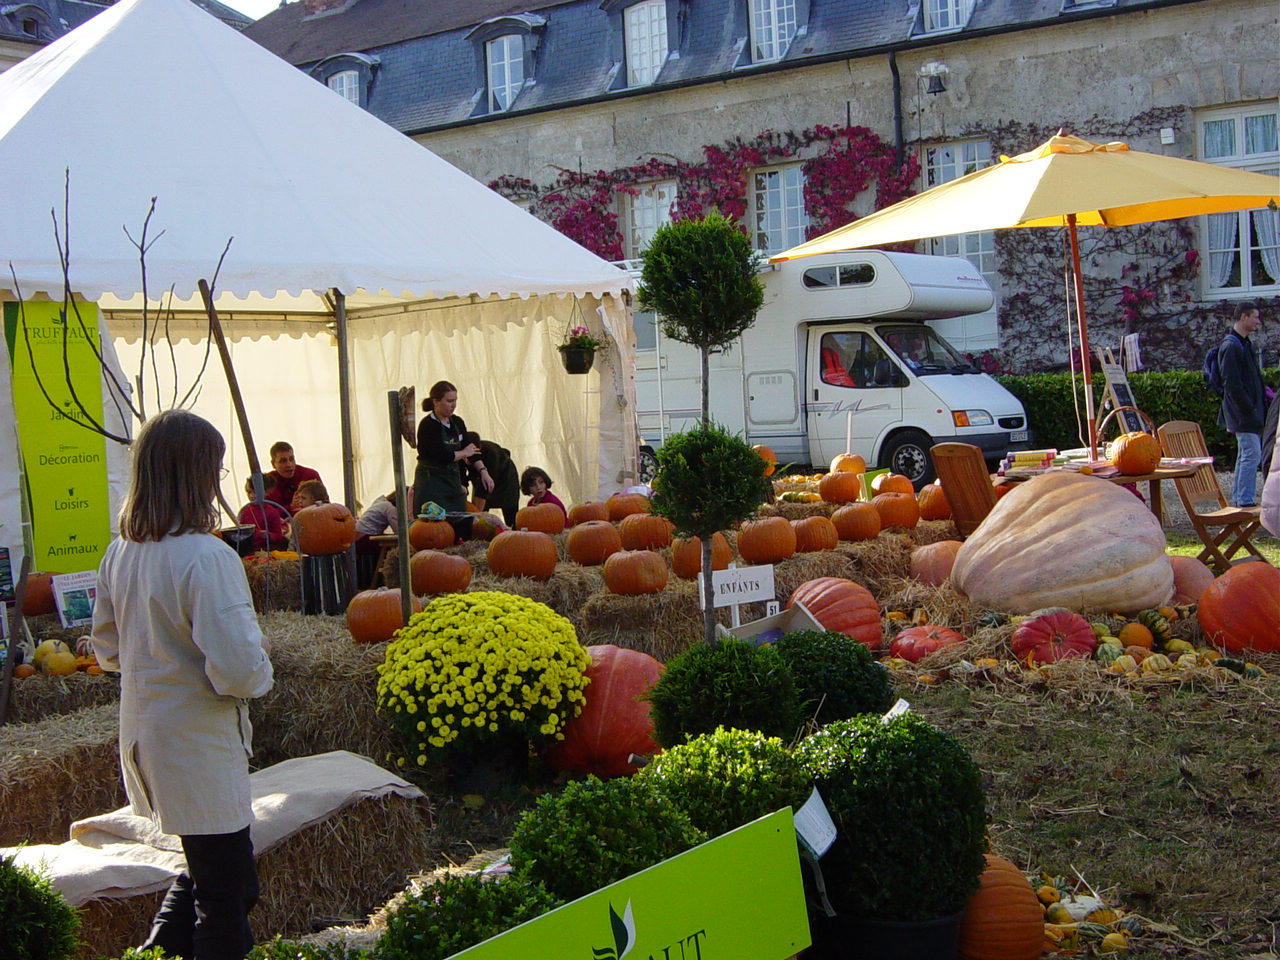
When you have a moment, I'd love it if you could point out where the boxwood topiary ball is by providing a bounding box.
[0,851,80,960]
[774,629,894,724]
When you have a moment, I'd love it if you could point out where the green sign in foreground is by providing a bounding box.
[455,808,809,960]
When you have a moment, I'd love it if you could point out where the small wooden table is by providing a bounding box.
[1097,464,1200,526]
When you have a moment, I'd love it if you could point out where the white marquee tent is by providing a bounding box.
[0,0,637,563]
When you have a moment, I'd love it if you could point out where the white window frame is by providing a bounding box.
[1197,102,1280,297]
[752,164,809,253]
[921,0,973,34]
[749,0,797,64]
[625,180,677,258]
[625,0,668,87]
[924,139,1000,351]
[326,69,361,105]
[487,34,525,112]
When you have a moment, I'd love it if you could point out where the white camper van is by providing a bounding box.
[632,250,1029,487]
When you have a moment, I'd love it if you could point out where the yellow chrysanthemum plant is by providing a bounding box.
[375,591,591,767]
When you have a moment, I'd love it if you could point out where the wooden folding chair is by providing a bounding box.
[1156,420,1264,573]
[931,442,998,537]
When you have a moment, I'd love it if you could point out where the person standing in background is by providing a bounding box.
[265,441,322,515]
[464,431,520,526]
[1216,302,1266,507]
[413,381,491,514]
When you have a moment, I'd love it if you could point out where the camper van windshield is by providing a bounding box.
[880,325,977,376]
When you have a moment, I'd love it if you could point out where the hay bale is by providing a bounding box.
[910,519,961,544]
[581,586,705,660]
[0,704,123,847]
[75,792,436,960]
[4,671,119,725]
[244,557,303,613]
[251,612,391,767]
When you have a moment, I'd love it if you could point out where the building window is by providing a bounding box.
[624,0,668,87]
[752,165,809,253]
[625,180,677,258]
[922,0,974,33]
[326,70,360,105]
[750,0,797,63]
[924,140,1000,351]
[1199,103,1279,296]
[487,35,525,112]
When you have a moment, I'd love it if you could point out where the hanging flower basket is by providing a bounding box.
[559,347,595,374]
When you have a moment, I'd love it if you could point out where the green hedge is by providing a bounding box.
[995,369,1280,464]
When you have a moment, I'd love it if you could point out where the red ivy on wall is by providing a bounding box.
[489,126,919,260]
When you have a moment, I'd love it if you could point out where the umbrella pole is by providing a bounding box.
[1066,215,1098,458]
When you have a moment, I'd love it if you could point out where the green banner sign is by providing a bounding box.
[4,301,112,571]
[455,808,809,960]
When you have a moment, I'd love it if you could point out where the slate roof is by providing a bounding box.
[243,0,1207,135]
[1,0,252,46]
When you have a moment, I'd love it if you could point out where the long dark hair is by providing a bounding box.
[119,409,225,542]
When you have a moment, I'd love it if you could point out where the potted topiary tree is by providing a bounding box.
[794,712,987,960]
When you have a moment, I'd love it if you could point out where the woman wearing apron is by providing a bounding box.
[413,380,492,515]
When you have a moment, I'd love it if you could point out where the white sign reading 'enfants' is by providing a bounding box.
[697,565,776,609]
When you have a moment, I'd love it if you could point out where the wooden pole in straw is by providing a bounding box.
[1065,215,1099,458]
[387,391,412,623]
[197,280,264,496]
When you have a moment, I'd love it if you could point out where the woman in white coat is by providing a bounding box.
[93,409,274,960]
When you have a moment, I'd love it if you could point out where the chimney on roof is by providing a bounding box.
[303,0,351,18]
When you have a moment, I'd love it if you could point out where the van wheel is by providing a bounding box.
[638,446,658,485]
[881,430,935,488]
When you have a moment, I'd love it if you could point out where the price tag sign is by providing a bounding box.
[794,787,838,859]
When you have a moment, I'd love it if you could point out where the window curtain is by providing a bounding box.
[1206,213,1238,288]
[1252,208,1280,284]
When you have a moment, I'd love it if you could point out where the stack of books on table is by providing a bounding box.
[997,449,1065,477]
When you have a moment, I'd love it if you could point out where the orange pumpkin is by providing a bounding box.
[545,645,664,779]
[787,577,882,651]
[346,588,420,644]
[1168,554,1215,605]
[22,572,60,616]
[829,453,866,475]
[958,855,1045,960]
[910,540,963,586]
[566,520,623,566]
[409,518,455,551]
[872,472,914,495]
[603,550,668,595]
[1197,563,1280,654]
[465,500,481,513]
[831,503,881,541]
[486,530,559,580]
[791,515,839,553]
[817,471,861,503]
[568,501,609,526]
[751,444,777,477]
[14,663,36,679]
[1111,431,1162,475]
[889,624,967,663]
[409,550,473,595]
[293,502,358,555]
[670,533,732,579]
[872,491,920,529]
[606,492,652,521]
[917,483,951,521]
[737,516,796,564]
[619,513,675,550]
[515,502,566,535]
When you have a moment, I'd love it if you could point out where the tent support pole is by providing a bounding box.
[1066,216,1098,458]
[333,289,358,596]
[388,390,412,624]
[198,279,263,485]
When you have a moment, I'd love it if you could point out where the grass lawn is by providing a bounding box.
[1164,530,1280,567]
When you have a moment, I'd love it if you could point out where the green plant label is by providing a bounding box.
[452,809,809,959]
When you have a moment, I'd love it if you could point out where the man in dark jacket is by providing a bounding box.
[1216,302,1266,507]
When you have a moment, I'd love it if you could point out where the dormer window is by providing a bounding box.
[487,35,525,112]
[327,70,360,104]
[309,52,379,109]
[920,0,975,34]
[467,14,545,116]
[750,0,797,63]
[624,0,668,86]
[21,17,38,36]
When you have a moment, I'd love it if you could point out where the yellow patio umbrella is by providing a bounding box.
[771,134,1280,456]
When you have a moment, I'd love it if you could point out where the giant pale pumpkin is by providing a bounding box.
[515,502,566,535]
[1110,431,1162,476]
[566,520,622,566]
[1168,554,1215,604]
[544,645,664,778]
[486,530,558,580]
[787,577,882,651]
[958,855,1045,960]
[1197,563,1280,654]
[950,472,1173,614]
[347,588,420,643]
[293,502,358,555]
[910,540,963,586]
[791,515,839,553]
[670,533,731,579]
[737,516,796,564]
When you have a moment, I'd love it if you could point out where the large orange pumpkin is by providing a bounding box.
[487,530,558,580]
[566,520,622,566]
[830,453,866,475]
[568,501,609,526]
[544,645,664,778]
[910,540,963,586]
[22,572,60,616]
[737,516,796,564]
[787,577,882,651]
[1110,431,1162,475]
[606,492,652,521]
[409,550,473,595]
[791,515,839,553]
[346,588,420,643]
[293,502,358,555]
[872,491,920,529]
[1168,554,1215,604]
[1197,563,1280,654]
[619,513,675,550]
[515,502,566,535]
[751,444,777,477]
[818,471,861,504]
[872,472,914,495]
[831,503,881,541]
[670,533,732,579]
[603,550,668,595]
[409,518,455,551]
[958,855,1045,960]
[917,483,952,520]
